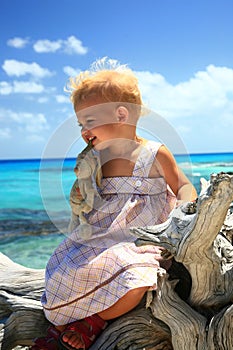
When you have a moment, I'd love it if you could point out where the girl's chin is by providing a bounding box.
[93,139,116,151]
[93,143,105,151]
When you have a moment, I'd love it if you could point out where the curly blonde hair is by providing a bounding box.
[67,57,143,114]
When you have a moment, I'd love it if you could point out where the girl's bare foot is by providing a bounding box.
[62,331,84,349]
[56,324,84,349]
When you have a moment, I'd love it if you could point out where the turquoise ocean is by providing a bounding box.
[0,153,233,269]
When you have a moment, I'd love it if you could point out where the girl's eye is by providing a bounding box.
[77,119,95,129]
[85,120,96,128]
[86,119,95,124]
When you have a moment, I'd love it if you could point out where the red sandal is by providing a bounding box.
[59,314,107,350]
[30,314,107,350]
[30,325,60,350]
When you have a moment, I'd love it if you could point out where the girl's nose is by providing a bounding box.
[82,128,92,140]
[81,127,89,135]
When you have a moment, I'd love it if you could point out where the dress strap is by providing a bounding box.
[133,141,162,177]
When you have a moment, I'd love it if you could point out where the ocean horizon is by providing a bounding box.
[0,151,233,269]
[1,150,233,161]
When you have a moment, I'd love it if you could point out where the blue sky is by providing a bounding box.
[0,0,233,159]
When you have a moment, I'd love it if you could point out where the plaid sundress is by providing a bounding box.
[41,141,176,325]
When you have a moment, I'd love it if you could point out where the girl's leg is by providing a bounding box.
[59,286,149,349]
[98,286,149,320]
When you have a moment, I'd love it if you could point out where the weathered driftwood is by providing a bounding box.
[0,172,233,350]
[131,172,233,349]
[0,254,49,350]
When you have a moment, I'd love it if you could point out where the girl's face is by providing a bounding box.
[76,100,123,149]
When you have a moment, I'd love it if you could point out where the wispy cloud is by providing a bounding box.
[0,81,45,95]
[0,127,11,139]
[55,94,70,103]
[27,134,46,143]
[0,82,12,95]
[37,97,49,103]
[7,37,30,49]
[0,109,49,135]
[14,81,45,93]
[33,35,88,55]
[2,59,53,78]
[63,65,81,77]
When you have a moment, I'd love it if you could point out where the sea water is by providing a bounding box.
[0,153,232,269]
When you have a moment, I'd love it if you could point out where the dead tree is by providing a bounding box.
[0,172,232,350]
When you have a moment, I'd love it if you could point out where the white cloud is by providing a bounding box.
[7,37,29,48]
[27,134,45,143]
[134,65,233,153]
[0,81,13,95]
[0,109,49,135]
[55,94,70,103]
[0,80,45,94]
[63,36,88,55]
[175,125,191,135]
[33,39,62,53]
[136,65,233,123]
[26,113,49,133]
[37,97,49,103]
[220,111,233,127]
[33,35,88,55]
[0,128,11,139]
[2,59,53,78]
[13,81,45,93]
[63,65,81,77]
[11,112,49,133]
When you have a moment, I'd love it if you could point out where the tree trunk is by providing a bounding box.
[0,173,232,350]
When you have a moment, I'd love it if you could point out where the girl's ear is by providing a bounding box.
[116,106,129,123]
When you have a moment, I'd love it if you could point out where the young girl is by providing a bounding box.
[33,58,197,350]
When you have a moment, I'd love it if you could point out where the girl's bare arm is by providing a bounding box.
[156,145,197,201]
